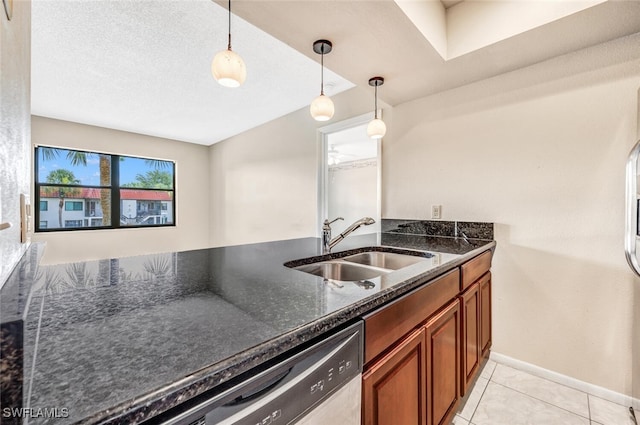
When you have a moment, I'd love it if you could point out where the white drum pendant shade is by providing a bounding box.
[212,48,246,88]
[310,94,335,122]
[367,118,386,139]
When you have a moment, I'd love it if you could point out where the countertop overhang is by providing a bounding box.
[0,231,495,425]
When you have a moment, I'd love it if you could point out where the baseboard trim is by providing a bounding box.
[489,351,639,408]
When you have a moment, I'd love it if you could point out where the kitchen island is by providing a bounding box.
[0,220,495,424]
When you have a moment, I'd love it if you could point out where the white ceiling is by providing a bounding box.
[227,0,640,106]
[31,0,354,146]
[440,0,464,10]
[31,0,640,147]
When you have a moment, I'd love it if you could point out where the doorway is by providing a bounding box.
[317,113,381,236]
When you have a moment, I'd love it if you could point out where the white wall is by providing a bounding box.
[206,33,640,397]
[31,117,211,264]
[209,86,378,247]
[0,0,31,288]
[328,161,380,235]
[383,39,640,396]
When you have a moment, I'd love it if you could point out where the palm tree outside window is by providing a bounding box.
[34,146,175,231]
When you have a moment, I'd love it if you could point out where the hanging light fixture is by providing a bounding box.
[211,0,246,88]
[328,145,341,166]
[310,40,334,121]
[367,76,386,139]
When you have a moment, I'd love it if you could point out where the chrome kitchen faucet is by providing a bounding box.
[322,216,376,254]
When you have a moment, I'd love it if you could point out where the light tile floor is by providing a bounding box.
[452,360,637,425]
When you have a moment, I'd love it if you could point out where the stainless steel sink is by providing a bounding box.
[290,249,434,284]
[293,261,389,281]
[341,251,431,270]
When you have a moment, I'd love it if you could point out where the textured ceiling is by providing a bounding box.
[31,1,640,147]
[31,0,354,146]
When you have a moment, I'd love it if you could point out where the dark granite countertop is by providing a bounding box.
[1,226,495,425]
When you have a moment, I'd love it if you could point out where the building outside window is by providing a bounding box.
[34,146,175,231]
[86,200,98,217]
[65,201,83,211]
[64,220,83,228]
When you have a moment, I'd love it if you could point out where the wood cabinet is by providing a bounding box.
[362,250,493,425]
[460,282,480,396]
[363,300,461,425]
[460,250,492,291]
[364,270,459,364]
[460,271,492,395]
[362,328,427,425]
[425,300,460,425]
[480,272,492,356]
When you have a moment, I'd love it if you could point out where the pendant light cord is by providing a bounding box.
[227,0,232,50]
[374,84,378,119]
[320,48,325,96]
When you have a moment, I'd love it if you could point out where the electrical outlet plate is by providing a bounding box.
[431,205,442,219]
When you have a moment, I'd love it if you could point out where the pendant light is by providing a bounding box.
[328,145,341,166]
[211,0,246,88]
[310,40,334,121]
[367,76,386,139]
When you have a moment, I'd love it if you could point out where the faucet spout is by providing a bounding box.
[327,217,376,252]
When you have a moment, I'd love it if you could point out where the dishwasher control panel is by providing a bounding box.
[163,321,363,425]
[209,322,362,425]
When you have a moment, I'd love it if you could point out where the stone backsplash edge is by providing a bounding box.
[381,219,494,240]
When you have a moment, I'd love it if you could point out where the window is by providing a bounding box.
[65,201,83,211]
[86,200,98,217]
[35,146,175,232]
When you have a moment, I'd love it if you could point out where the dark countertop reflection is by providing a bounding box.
[1,232,494,425]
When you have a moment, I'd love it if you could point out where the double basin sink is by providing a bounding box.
[287,250,434,286]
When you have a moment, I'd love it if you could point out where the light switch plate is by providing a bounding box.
[20,193,30,243]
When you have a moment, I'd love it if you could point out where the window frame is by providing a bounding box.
[34,146,176,232]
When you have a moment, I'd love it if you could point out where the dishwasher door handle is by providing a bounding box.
[223,367,292,407]
[213,333,357,425]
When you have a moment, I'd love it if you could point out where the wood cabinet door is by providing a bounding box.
[362,328,427,425]
[425,300,461,425]
[480,272,492,356]
[460,282,480,396]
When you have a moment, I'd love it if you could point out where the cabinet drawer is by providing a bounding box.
[364,269,460,365]
[460,250,492,291]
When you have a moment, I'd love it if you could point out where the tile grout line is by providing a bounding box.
[468,381,490,425]
[467,364,495,424]
[489,380,591,421]
[490,352,636,407]
[494,361,593,398]
[491,362,596,418]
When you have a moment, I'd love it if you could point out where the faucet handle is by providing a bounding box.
[324,217,344,226]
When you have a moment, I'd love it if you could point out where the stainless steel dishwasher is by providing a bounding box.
[159,321,363,425]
